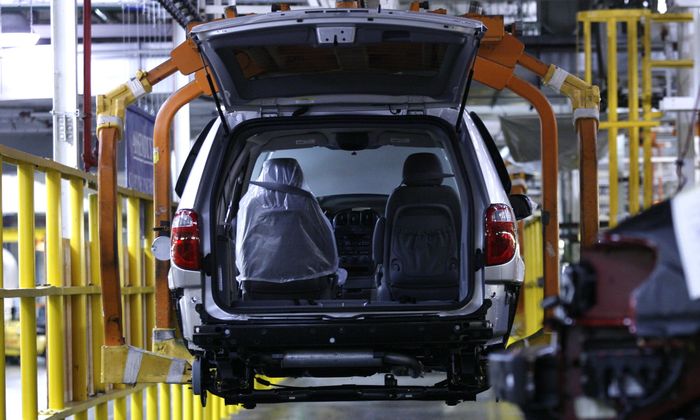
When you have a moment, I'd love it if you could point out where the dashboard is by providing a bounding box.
[319,195,388,296]
[332,208,378,278]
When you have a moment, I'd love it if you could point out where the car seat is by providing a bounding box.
[235,158,339,300]
[375,153,461,302]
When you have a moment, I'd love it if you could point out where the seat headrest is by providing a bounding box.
[402,153,453,186]
[259,158,304,187]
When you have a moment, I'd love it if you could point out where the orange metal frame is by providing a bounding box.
[96,8,599,346]
[469,17,600,303]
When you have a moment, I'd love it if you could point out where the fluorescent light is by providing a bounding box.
[658,0,668,13]
[0,32,41,49]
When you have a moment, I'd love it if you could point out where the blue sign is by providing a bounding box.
[124,106,155,195]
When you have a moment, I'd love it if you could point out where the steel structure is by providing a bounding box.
[578,10,694,225]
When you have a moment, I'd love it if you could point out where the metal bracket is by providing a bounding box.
[101,344,192,385]
[316,27,356,44]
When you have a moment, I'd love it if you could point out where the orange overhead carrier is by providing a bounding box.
[94,4,601,384]
[96,36,214,383]
[465,12,601,305]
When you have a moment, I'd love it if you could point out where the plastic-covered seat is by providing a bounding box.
[235,158,339,300]
[376,153,461,302]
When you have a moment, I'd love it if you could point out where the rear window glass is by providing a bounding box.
[251,146,459,197]
[233,42,448,80]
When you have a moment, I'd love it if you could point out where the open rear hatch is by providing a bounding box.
[190,9,484,112]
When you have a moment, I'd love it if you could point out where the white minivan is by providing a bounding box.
[167,8,528,407]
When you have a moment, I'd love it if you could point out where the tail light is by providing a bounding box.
[171,209,201,270]
[484,203,516,266]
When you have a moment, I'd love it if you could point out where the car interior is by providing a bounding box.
[213,125,473,310]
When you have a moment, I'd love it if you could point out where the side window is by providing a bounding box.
[175,118,217,198]
[469,112,511,194]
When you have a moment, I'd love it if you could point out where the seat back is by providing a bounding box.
[235,158,338,300]
[381,153,461,302]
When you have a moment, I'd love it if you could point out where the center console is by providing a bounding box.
[332,209,378,295]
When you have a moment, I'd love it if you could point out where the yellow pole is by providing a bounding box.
[89,193,109,418]
[146,201,158,420]
[184,385,194,420]
[70,177,88,420]
[147,385,158,420]
[0,160,5,420]
[607,19,619,227]
[115,397,127,420]
[172,383,183,420]
[128,196,144,420]
[627,18,640,216]
[583,19,592,84]
[159,383,171,420]
[219,396,226,419]
[46,170,65,412]
[145,201,155,349]
[194,392,203,420]
[206,396,214,420]
[18,163,37,419]
[642,14,654,208]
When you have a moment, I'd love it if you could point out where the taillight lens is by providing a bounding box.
[484,203,516,266]
[171,209,201,270]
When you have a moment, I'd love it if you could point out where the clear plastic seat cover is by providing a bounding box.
[235,158,338,283]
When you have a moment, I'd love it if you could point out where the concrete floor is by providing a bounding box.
[232,376,523,420]
[232,399,523,420]
[7,356,48,419]
[5,362,523,419]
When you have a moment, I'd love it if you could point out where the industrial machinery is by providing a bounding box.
[489,186,700,419]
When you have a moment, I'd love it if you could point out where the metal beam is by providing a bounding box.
[34,24,171,40]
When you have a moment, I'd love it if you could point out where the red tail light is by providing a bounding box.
[171,209,201,270]
[484,203,516,266]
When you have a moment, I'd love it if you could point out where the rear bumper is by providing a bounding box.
[193,314,492,351]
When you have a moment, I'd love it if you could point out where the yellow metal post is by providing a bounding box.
[70,177,89,420]
[583,19,592,83]
[128,196,144,420]
[18,163,37,419]
[172,383,183,420]
[628,18,640,215]
[159,383,171,419]
[642,14,654,208]
[194,392,203,420]
[46,170,66,411]
[147,385,158,420]
[607,20,619,227]
[146,201,158,420]
[184,386,194,419]
[0,160,4,420]
[89,193,108,418]
[219,396,226,419]
[115,397,127,420]
[145,202,156,348]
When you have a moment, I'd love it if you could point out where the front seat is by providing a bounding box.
[235,158,339,300]
[377,153,461,302]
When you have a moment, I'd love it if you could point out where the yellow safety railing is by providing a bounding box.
[578,9,694,226]
[508,217,544,344]
[0,143,239,419]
